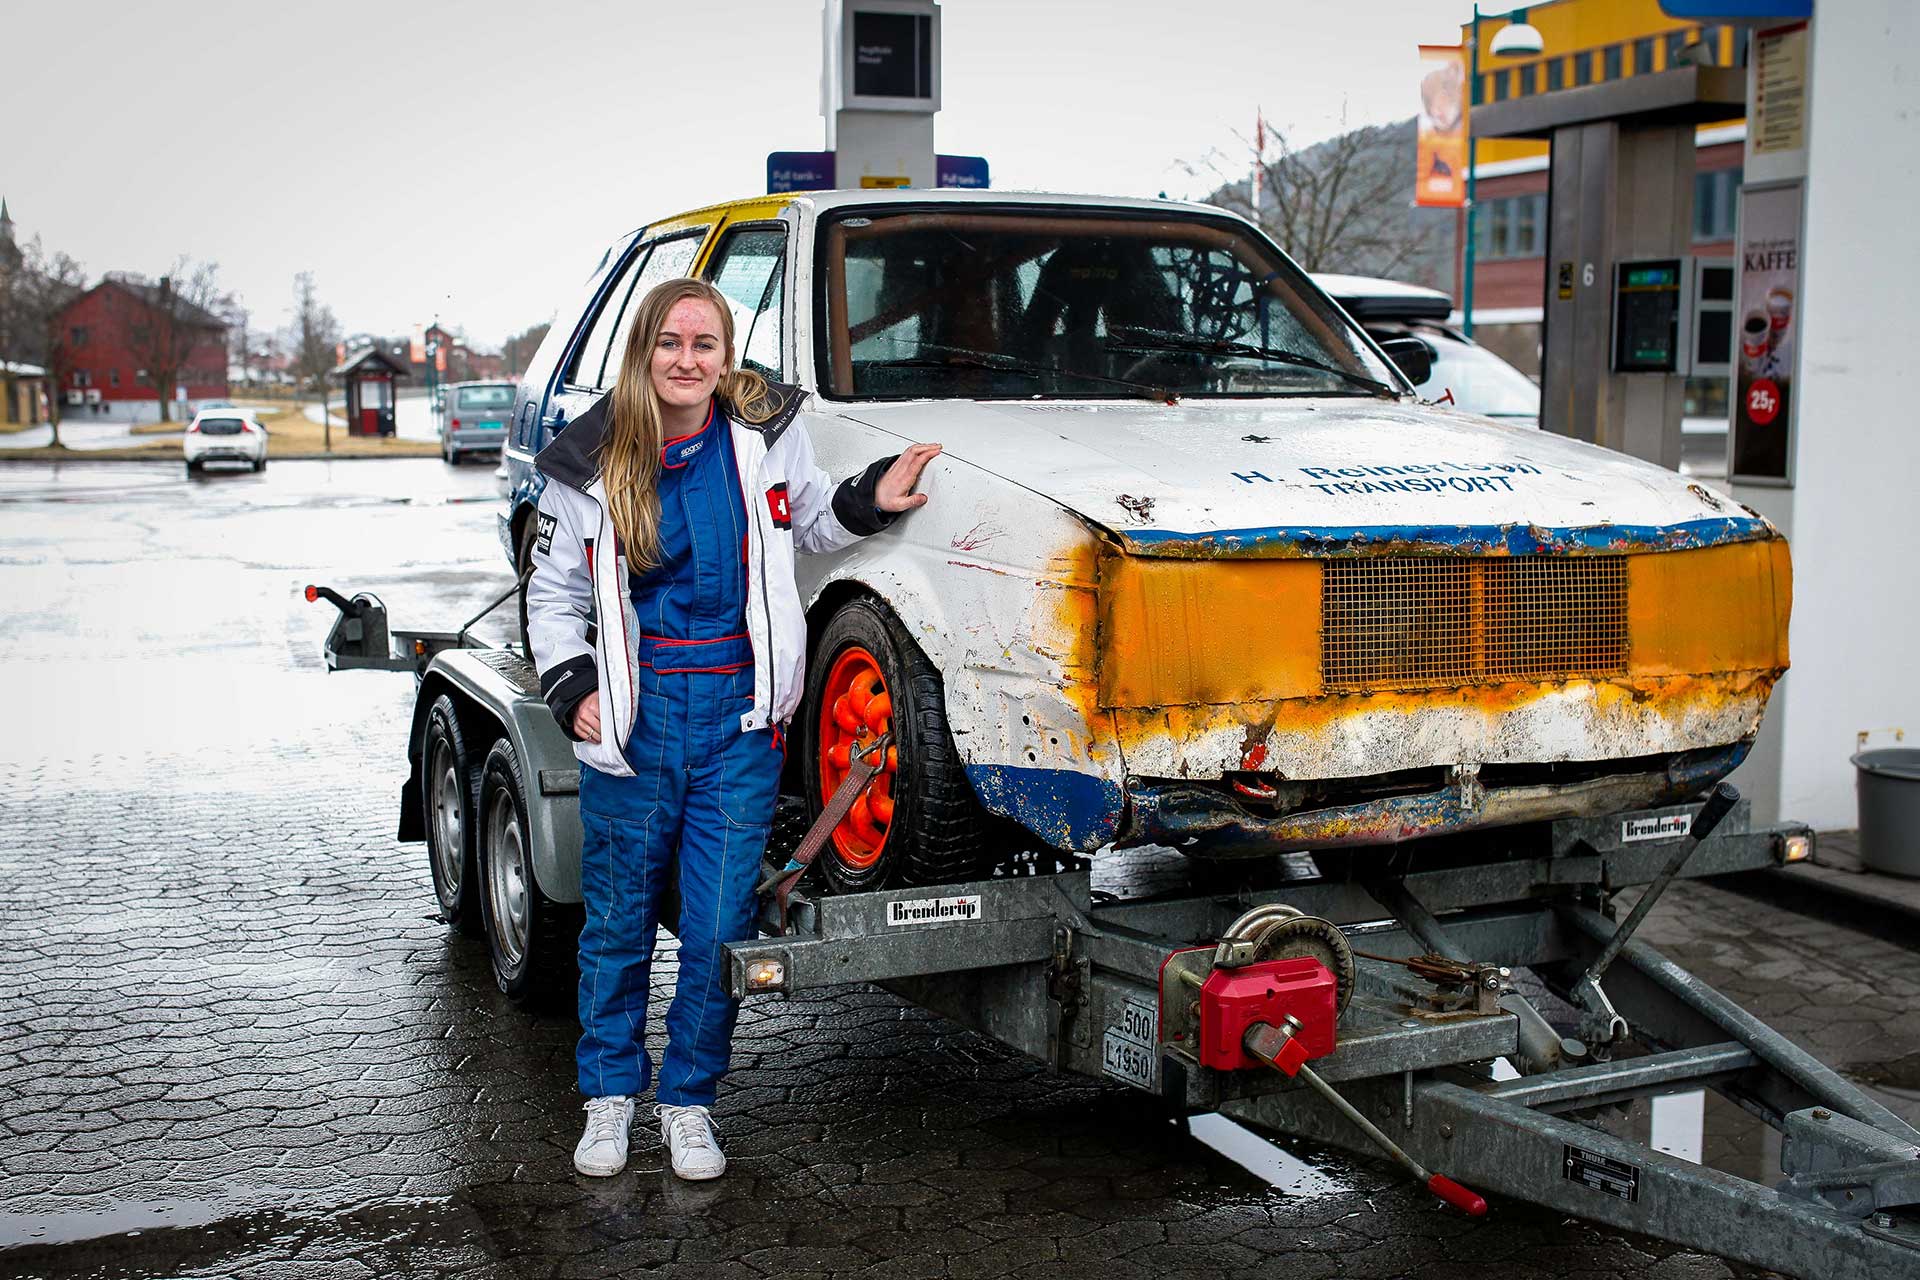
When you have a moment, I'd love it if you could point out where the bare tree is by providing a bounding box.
[114,258,229,422]
[502,322,550,378]
[225,297,252,389]
[0,239,24,365]
[1188,114,1443,283]
[291,271,340,393]
[14,239,88,445]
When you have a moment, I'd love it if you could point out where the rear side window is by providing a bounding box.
[705,225,788,379]
[565,242,655,390]
[455,385,514,411]
[600,234,705,388]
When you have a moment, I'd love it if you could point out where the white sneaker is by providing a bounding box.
[656,1103,725,1180]
[573,1095,634,1177]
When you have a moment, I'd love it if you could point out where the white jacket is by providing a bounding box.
[525,383,896,778]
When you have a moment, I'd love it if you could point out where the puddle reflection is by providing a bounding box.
[1186,1112,1354,1197]
[1649,1089,1705,1163]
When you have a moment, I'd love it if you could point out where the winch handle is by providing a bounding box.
[1254,1015,1489,1217]
[1427,1174,1488,1217]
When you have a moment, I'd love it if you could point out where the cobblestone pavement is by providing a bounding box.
[2,461,1915,1279]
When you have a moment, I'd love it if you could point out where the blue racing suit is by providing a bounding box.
[525,382,903,1105]
[575,401,784,1105]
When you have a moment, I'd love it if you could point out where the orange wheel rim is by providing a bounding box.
[817,645,896,869]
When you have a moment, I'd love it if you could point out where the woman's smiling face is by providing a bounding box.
[651,297,727,413]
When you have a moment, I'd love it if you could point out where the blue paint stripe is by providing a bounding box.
[963,763,1122,853]
[1119,516,1771,557]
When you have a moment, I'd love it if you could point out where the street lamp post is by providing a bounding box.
[1465,5,1484,338]
[1462,5,1544,339]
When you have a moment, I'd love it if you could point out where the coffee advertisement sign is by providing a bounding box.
[1730,182,1803,484]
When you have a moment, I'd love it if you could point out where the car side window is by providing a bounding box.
[600,233,704,388]
[565,242,654,391]
[704,226,788,380]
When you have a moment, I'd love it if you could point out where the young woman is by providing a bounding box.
[525,277,940,1179]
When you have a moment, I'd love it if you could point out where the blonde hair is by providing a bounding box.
[599,277,776,569]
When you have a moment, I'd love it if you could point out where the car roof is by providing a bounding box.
[627,189,1243,239]
[1311,273,1455,322]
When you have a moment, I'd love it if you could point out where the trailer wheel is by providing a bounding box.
[422,695,482,935]
[477,736,580,1004]
[804,596,992,892]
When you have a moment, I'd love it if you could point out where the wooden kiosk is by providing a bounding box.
[332,348,410,438]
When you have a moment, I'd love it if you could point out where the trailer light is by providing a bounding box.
[304,585,318,603]
[414,639,427,657]
[746,960,787,992]
[1778,833,1812,864]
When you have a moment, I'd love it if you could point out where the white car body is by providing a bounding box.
[183,408,267,471]
[519,190,1790,858]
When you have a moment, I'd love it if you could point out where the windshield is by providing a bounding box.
[1416,330,1540,420]
[455,385,514,412]
[816,207,1403,400]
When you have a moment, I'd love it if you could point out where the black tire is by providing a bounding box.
[254,457,266,473]
[515,521,536,659]
[802,596,993,892]
[476,736,581,1004]
[420,695,482,935]
[185,459,198,477]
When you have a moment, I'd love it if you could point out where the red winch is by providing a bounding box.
[1159,910,1487,1218]
[1191,954,1339,1072]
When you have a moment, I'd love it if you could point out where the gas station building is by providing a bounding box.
[1454,0,1914,833]
[1454,0,1751,392]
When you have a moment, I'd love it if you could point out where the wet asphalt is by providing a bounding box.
[1,457,1914,1280]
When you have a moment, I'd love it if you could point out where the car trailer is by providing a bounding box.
[313,586,1918,1280]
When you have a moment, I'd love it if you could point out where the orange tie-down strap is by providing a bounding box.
[756,732,893,930]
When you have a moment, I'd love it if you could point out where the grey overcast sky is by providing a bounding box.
[1,0,1473,349]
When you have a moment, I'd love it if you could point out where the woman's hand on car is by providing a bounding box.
[875,443,943,512]
[573,692,602,743]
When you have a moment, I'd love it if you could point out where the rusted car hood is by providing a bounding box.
[841,397,1764,555]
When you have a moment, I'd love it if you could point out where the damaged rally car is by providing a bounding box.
[503,190,1790,892]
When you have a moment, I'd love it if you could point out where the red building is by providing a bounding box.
[58,278,228,421]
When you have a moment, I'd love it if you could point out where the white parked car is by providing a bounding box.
[1313,273,1542,426]
[184,408,267,475]
[505,190,1790,890]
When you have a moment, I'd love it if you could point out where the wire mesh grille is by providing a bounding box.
[1321,557,1629,693]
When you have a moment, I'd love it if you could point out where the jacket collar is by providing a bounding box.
[534,380,809,493]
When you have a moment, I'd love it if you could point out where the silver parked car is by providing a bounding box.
[437,381,515,464]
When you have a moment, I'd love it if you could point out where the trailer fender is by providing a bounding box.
[402,649,585,904]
